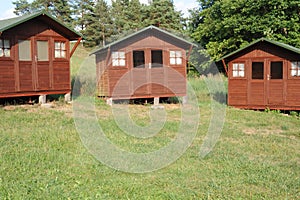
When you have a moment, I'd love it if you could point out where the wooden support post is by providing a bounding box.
[70,37,82,58]
[222,59,228,76]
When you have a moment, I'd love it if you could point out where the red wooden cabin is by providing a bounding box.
[0,11,82,100]
[92,26,195,102]
[220,38,300,110]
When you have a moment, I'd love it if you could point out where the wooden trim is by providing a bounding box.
[187,45,193,61]
[222,59,228,76]
[70,37,82,57]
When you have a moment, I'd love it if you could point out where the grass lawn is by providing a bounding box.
[0,46,299,199]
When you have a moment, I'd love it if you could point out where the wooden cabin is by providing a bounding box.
[220,38,300,110]
[92,26,196,102]
[0,11,82,101]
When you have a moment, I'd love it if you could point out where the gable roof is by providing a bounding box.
[218,38,300,61]
[0,11,82,40]
[91,25,197,55]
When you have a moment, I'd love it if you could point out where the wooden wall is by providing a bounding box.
[0,19,71,98]
[227,44,300,110]
[96,36,188,99]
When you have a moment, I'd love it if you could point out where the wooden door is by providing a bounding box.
[35,38,51,90]
[267,60,284,105]
[248,61,265,105]
[18,39,34,91]
[132,50,151,96]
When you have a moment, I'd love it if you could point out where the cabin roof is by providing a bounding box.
[0,11,82,40]
[218,38,300,62]
[91,25,197,55]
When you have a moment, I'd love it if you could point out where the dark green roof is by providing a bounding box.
[218,38,300,61]
[91,25,197,55]
[0,11,82,40]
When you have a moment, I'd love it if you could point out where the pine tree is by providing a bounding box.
[13,0,33,15]
[84,0,113,47]
[73,0,95,31]
[144,0,183,31]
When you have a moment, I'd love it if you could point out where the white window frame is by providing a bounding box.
[170,50,183,65]
[112,51,126,67]
[55,41,67,58]
[232,63,245,78]
[291,61,300,77]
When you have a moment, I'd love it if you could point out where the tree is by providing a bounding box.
[13,0,33,15]
[13,0,74,28]
[72,0,95,31]
[144,0,184,31]
[189,0,300,60]
[83,0,113,47]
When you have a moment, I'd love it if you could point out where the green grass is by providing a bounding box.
[0,46,299,199]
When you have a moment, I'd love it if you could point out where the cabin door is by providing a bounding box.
[34,38,51,90]
[132,50,164,97]
[266,60,284,105]
[132,50,151,96]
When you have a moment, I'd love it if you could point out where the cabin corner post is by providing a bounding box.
[222,59,228,76]
[70,37,82,58]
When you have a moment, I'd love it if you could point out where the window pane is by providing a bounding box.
[239,64,244,71]
[170,51,175,57]
[291,69,297,76]
[37,41,49,61]
[133,51,145,68]
[240,71,245,77]
[170,58,176,65]
[61,42,65,50]
[233,71,238,77]
[19,40,31,61]
[0,40,2,48]
[112,59,119,66]
[4,40,10,48]
[55,42,60,49]
[176,58,182,65]
[119,59,126,66]
[112,52,118,58]
[4,49,10,57]
[55,50,60,58]
[271,61,283,79]
[252,62,264,79]
[0,49,3,57]
[233,64,238,70]
[119,52,125,58]
[176,51,182,57]
[61,50,66,58]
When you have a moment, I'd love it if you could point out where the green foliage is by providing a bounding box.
[189,0,300,60]
[13,0,74,28]
[13,0,185,48]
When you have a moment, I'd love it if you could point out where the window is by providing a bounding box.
[152,50,163,68]
[37,41,49,61]
[19,40,31,61]
[55,41,66,58]
[291,61,300,77]
[252,62,264,79]
[0,39,10,57]
[133,51,145,68]
[270,61,283,79]
[232,63,245,77]
[112,51,126,66]
[170,50,182,65]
